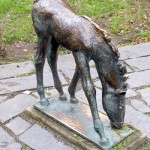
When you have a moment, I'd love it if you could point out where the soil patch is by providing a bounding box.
[1,41,36,64]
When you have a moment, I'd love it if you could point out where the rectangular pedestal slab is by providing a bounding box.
[34,97,134,149]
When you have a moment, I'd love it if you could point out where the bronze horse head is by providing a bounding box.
[32,0,127,147]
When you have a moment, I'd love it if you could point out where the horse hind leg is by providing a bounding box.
[68,66,79,103]
[35,36,50,106]
[47,37,67,101]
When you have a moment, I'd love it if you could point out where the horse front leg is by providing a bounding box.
[35,36,50,106]
[68,66,80,103]
[73,51,108,146]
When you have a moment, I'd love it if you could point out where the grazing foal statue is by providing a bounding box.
[32,0,127,146]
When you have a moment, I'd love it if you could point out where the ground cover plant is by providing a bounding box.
[0,0,149,64]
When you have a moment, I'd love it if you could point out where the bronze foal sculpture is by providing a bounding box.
[32,0,127,146]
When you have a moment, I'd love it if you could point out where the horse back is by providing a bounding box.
[32,0,104,51]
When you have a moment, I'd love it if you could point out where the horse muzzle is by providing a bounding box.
[110,121,124,129]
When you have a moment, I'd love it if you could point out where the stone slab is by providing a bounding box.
[125,105,150,138]
[126,56,150,71]
[0,95,7,103]
[127,70,150,88]
[126,66,133,73]
[0,94,37,123]
[19,124,73,150]
[60,68,98,81]
[51,54,94,71]
[126,89,137,98]
[0,127,17,149]
[4,142,22,150]
[58,54,76,70]
[34,98,134,149]
[60,69,75,80]
[138,88,150,106]
[94,80,102,89]
[0,61,34,80]
[131,100,150,113]
[6,117,31,135]
[44,54,97,80]
[0,73,68,94]
[49,86,69,96]
[119,42,150,60]
[90,68,99,79]
[44,55,75,80]
[76,88,105,114]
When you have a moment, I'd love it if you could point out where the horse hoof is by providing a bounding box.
[100,138,108,147]
[40,99,50,106]
[70,97,79,104]
[59,94,67,101]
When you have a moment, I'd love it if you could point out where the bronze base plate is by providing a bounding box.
[34,96,135,149]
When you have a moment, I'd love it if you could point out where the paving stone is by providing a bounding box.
[0,61,34,80]
[58,54,94,70]
[60,69,75,80]
[94,80,102,89]
[32,92,40,99]
[60,68,99,81]
[126,66,133,73]
[0,94,37,123]
[76,88,105,114]
[119,42,150,60]
[32,91,50,100]
[4,142,22,150]
[90,68,99,79]
[58,54,76,70]
[131,99,150,113]
[49,86,69,96]
[6,117,31,135]
[0,95,7,103]
[125,105,150,138]
[43,55,75,76]
[126,56,150,71]
[45,55,97,80]
[126,89,137,98]
[0,127,15,149]
[19,124,73,150]
[138,88,150,106]
[0,73,68,94]
[127,70,150,88]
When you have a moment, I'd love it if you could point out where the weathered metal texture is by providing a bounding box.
[32,0,127,145]
[34,98,134,150]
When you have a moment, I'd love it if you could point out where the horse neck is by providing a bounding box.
[91,44,125,91]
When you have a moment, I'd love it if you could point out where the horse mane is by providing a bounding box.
[81,15,120,59]
[81,15,127,80]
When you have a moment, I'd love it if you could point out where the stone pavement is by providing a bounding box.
[0,42,150,149]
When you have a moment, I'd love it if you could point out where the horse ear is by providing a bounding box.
[116,89,126,95]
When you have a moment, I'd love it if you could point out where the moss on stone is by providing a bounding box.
[112,131,138,150]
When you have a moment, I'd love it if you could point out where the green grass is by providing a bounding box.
[138,140,150,150]
[0,0,36,45]
[0,0,149,45]
[0,56,2,65]
[66,0,150,43]
[112,131,138,150]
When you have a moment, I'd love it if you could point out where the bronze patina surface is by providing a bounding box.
[32,0,128,146]
[34,97,134,150]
